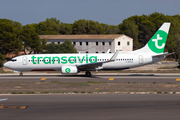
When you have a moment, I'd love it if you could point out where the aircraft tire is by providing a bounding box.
[85,71,91,77]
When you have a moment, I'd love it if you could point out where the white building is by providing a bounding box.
[39,34,133,53]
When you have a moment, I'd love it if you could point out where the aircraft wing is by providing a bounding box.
[77,50,119,70]
[153,52,175,58]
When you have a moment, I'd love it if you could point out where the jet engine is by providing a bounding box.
[61,66,78,74]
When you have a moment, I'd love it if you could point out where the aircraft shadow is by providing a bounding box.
[0,73,156,78]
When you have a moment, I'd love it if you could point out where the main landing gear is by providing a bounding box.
[85,71,91,77]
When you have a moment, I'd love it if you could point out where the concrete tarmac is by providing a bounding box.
[0,73,180,83]
[1,94,180,120]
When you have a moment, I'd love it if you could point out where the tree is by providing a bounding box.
[21,24,42,54]
[41,38,47,50]
[0,59,3,67]
[72,19,106,34]
[45,40,77,53]
[36,18,61,35]
[119,20,141,50]
[0,19,22,55]
[60,40,77,53]
[73,19,87,34]
[45,42,60,53]
[59,23,73,34]
[0,52,5,67]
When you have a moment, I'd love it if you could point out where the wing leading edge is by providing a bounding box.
[77,50,119,71]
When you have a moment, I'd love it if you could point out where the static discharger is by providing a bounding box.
[109,78,114,80]
[41,78,47,81]
[0,104,28,109]
[176,78,180,81]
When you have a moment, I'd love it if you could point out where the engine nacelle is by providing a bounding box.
[61,66,78,74]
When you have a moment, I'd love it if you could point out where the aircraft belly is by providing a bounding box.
[17,64,61,71]
[103,62,131,69]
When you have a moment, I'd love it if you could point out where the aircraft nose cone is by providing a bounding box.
[3,62,9,68]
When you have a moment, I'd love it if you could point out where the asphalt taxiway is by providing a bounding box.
[0,73,180,83]
[1,94,180,120]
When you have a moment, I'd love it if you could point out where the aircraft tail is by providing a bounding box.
[133,22,171,55]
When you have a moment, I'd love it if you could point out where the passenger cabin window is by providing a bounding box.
[118,42,120,46]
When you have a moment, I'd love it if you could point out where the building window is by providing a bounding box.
[80,42,82,46]
[118,41,120,46]
[73,42,76,45]
[58,42,60,44]
[86,42,88,46]
[109,42,111,45]
[102,52,105,53]
[102,42,105,46]
[96,52,98,53]
[86,51,88,53]
[127,42,130,45]
[96,42,98,46]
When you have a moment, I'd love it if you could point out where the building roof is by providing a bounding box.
[39,34,126,40]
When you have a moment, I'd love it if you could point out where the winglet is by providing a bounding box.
[106,49,110,53]
[106,50,119,62]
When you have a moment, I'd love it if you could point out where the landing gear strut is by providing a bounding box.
[19,72,23,76]
[85,71,91,77]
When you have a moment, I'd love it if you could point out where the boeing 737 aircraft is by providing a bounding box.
[4,23,172,77]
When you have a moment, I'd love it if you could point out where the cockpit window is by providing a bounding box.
[11,59,17,62]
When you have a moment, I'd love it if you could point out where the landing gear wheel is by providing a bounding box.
[85,71,91,77]
[19,72,23,76]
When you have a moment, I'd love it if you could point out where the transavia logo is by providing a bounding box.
[65,68,71,73]
[152,34,165,49]
[148,30,168,53]
[31,55,97,64]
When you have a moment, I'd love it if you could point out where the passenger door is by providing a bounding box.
[22,56,27,65]
[139,55,143,64]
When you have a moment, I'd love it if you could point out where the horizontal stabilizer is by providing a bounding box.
[153,52,175,57]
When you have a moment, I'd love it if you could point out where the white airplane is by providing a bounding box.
[4,23,173,77]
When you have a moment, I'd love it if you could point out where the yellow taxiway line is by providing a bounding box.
[0,104,28,109]
[109,78,114,81]
[40,78,47,81]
